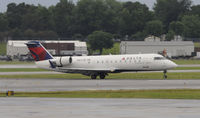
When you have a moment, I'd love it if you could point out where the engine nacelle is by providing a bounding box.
[55,56,72,67]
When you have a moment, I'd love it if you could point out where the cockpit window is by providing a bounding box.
[154,57,166,60]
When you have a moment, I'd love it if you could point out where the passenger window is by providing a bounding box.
[154,57,166,60]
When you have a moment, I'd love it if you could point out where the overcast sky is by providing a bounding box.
[0,0,200,13]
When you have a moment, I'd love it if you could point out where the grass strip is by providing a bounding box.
[0,67,200,72]
[0,68,47,72]
[172,59,200,65]
[1,72,200,79]
[0,43,6,55]
[0,61,34,65]
[174,67,200,70]
[1,89,200,99]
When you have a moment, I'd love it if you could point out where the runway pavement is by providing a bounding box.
[0,79,200,92]
[0,98,200,118]
[0,64,36,68]
[1,64,200,69]
[1,69,200,75]
[0,71,62,75]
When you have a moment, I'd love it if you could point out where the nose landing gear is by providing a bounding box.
[91,74,97,79]
[163,70,167,79]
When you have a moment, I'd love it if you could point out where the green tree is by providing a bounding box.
[6,3,31,29]
[169,21,184,36]
[166,30,175,41]
[8,28,23,39]
[0,13,8,32]
[74,0,122,36]
[102,0,122,34]
[88,31,113,55]
[74,0,105,36]
[154,0,192,30]
[0,32,6,42]
[131,32,146,41]
[119,2,153,36]
[190,5,200,16]
[144,20,164,37]
[36,30,58,40]
[181,15,200,38]
[51,0,74,37]
[23,29,36,38]
[20,5,38,30]
[22,5,53,31]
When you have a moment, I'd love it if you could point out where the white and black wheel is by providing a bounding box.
[100,74,105,79]
[91,75,97,79]
[164,75,167,79]
[163,70,167,79]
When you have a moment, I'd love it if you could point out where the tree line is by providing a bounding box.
[0,0,200,41]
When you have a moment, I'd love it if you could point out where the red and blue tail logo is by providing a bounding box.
[26,41,53,61]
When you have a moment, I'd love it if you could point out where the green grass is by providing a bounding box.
[0,68,47,72]
[0,42,6,55]
[172,59,200,65]
[1,72,200,79]
[0,61,34,65]
[194,42,200,48]
[0,67,199,72]
[174,67,200,70]
[1,89,200,99]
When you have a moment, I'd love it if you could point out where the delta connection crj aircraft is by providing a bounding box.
[26,41,177,79]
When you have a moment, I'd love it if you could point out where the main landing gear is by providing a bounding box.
[91,73,107,79]
[163,70,167,79]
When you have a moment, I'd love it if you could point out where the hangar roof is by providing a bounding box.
[121,41,194,46]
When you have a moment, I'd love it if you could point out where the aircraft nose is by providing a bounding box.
[169,61,178,69]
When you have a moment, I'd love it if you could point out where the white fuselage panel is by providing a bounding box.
[36,54,177,73]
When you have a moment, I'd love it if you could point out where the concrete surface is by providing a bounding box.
[1,69,200,75]
[0,64,36,68]
[0,79,200,92]
[0,71,61,75]
[0,98,200,118]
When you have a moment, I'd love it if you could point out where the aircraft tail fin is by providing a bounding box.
[25,41,54,61]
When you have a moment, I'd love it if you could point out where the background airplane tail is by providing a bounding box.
[26,41,54,61]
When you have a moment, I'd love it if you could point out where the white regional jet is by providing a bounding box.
[26,41,177,79]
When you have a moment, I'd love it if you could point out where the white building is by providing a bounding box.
[7,40,88,58]
[120,41,194,58]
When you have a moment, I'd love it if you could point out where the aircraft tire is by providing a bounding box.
[164,75,167,79]
[91,75,97,79]
[100,74,105,79]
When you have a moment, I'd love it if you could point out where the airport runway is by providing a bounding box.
[0,98,200,118]
[0,64,36,68]
[1,69,200,75]
[0,79,200,92]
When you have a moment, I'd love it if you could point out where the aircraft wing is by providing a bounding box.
[56,67,117,74]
